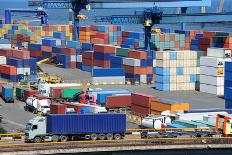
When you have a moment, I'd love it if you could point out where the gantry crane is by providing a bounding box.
[5,9,48,25]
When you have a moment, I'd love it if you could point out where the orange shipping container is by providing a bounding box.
[41,46,52,52]
[128,50,147,59]
[150,99,189,112]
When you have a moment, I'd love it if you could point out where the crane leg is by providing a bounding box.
[144,26,152,55]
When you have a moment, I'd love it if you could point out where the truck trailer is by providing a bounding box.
[25,113,126,143]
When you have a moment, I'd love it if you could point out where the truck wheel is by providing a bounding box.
[114,133,121,140]
[106,133,113,140]
[90,134,98,140]
[52,135,59,142]
[60,135,68,142]
[98,134,106,140]
[34,136,42,143]
[24,107,28,111]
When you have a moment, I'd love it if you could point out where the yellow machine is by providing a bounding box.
[151,28,162,34]
[38,74,62,84]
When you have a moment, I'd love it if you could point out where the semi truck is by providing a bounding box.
[24,97,51,115]
[24,113,126,143]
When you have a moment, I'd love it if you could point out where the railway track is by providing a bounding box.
[0,137,232,153]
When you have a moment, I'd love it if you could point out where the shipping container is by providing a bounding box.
[61,88,83,98]
[106,95,131,109]
[1,84,14,103]
[16,86,27,100]
[50,103,67,114]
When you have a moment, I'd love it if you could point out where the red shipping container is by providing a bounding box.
[61,47,76,55]
[0,49,13,57]
[124,65,150,75]
[91,38,105,44]
[30,51,42,57]
[198,38,213,45]
[0,65,16,75]
[50,103,67,114]
[82,58,94,66]
[131,93,156,108]
[131,104,150,116]
[122,31,129,37]
[94,44,116,54]
[128,50,147,59]
[82,51,94,60]
[33,94,47,100]
[106,95,132,109]
[203,31,216,38]
[199,44,210,52]
[23,90,38,101]
[93,59,110,68]
[70,62,76,69]
[79,26,92,31]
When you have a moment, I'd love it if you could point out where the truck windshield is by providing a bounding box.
[42,106,49,108]
[25,123,32,130]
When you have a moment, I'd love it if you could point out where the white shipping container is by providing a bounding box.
[122,58,141,66]
[70,55,76,62]
[156,51,170,60]
[0,44,11,49]
[0,56,6,65]
[200,66,224,76]
[76,55,82,62]
[200,75,224,86]
[207,48,231,58]
[140,75,147,83]
[152,59,156,67]
[156,60,169,67]
[176,112,228,121]
[200,83,224,96]
[200,56,231,67]
[92,76,125,84]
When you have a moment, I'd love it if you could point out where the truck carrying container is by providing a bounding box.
[25,113,126,143]
[1,84,14,103]
[16,86,27,100]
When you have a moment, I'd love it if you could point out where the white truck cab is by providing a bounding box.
[25,116,47,143]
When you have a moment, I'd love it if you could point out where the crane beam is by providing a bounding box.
[95,12,232,25]
[41,0,211,9]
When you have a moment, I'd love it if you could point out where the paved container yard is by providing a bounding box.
[0,63,226,133]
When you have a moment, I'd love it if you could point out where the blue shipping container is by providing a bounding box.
[92,68,125,77]
[46,114,126,134]
[2,85,14,100]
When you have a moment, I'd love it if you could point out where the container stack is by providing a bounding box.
[155,50,198,91]
[82,51,94,72]
[93,44,116,68]
[150,33,186,51]
[200,48,232,96]
[91,68,125,85]
[224,62,232,108]
[121,31,144,49]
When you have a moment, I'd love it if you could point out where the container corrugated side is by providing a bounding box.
[46,114,126,134]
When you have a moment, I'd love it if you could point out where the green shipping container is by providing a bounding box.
[16,87,27,99]
[116,48,129,57]
[62,88,83,98]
